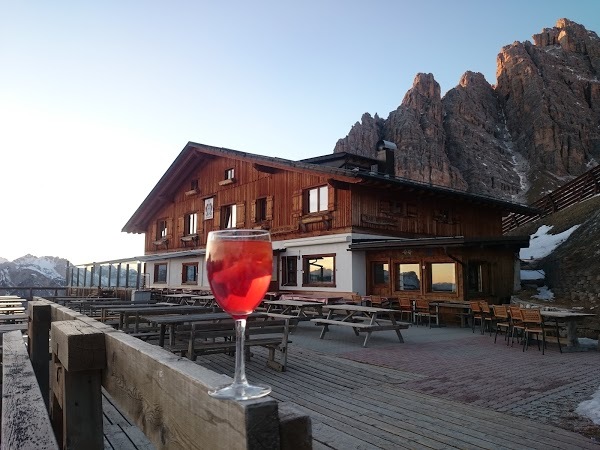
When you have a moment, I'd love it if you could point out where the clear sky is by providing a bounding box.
[1,1,598,265]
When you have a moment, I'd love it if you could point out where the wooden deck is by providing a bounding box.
[102,389,155,450]
[195,346,598,449]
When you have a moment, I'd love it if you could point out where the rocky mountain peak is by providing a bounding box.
[334,18,600,203]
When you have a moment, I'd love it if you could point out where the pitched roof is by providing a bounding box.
[122,141,539,233]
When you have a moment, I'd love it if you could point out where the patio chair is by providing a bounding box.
[369,295,392,308]
[479,301,494,335]
[351,294,363,305]
[492,305,511,344]
[414,299,433,327]
[509,305,525,347]
[469,301,483,333]
[398,298,413,322]
[520,308,547,354]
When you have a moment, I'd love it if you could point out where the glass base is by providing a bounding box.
[209,382,271,400]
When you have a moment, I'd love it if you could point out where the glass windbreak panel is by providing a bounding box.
[430,263,456,292]
[396,263,420,291]
[372,262,389,285]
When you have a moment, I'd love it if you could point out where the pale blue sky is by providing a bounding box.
[1,1,598,264]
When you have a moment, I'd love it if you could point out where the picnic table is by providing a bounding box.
[105,305,212,332]
[141,311,265,348]
[540,310,597,351]
[278,294,345,305]
[189,295,216,307]
[428,301,472,327]
[311,304,410,347]
[264,299,324,320]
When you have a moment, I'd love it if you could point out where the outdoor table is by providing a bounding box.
[142,311,266,348]
[279,294,345,305]
[540,310,597,351]
[107,305,212,332]
[189,295,216,307]
[163,293,196,304]
[428,301,472,327]
[311,304,409,347]
[264,299,324,320]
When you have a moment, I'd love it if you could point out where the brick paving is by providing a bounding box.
[291,321,600,441]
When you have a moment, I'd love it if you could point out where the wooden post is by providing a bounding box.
[50,321,106,450]
[28,301,52,408]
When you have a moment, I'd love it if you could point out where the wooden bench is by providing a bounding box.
[2,330,59,450]
[0,322,28,333]
[177,318,291,372]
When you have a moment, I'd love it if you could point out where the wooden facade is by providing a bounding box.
[122,142,537,301]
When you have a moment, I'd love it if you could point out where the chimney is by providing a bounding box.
[376,140,397,176]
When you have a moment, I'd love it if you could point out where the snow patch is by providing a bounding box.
[520,224,580,260]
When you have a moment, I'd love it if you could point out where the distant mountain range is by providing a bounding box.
[0,255,68,295]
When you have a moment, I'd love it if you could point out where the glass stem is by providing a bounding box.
[233,318,248,386]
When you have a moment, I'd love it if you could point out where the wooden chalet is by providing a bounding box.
[121,141,538,303]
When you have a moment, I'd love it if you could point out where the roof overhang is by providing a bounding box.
[348,235,530,251]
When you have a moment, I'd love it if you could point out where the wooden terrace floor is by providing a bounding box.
[193,322,600,449]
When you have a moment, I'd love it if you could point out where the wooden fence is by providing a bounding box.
[502,164,600,233]
[5,299,311,450]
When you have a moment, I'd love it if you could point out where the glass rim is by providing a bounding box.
[207,229,271,240]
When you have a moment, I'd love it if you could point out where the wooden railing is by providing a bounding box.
[8,299,312,450]
[502,165,600,233]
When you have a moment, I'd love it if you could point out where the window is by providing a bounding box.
[281,256,297,286]
[428,262,456,293]
[190,179,198,190]
[395,263,421,291]
[221,204,237,229]
[184,213,197,235]
[467,261,488,293]
[154,263,167,283]
[225,168,235,180]
[255,197,267,222]
[306,185,328,213]
[182,262,198,284]
[302,254,335,286]
[156,219,168,240]
[372,262,389,285]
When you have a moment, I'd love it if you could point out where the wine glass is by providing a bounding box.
[206,229,273,400]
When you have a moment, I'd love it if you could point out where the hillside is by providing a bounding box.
[508,195,600,319]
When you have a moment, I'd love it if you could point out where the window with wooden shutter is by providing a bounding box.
[178,216,184,237]
[292,190,303,217]
[236,202,245,228]
[266,196,273,220]
[327,185,335,211]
